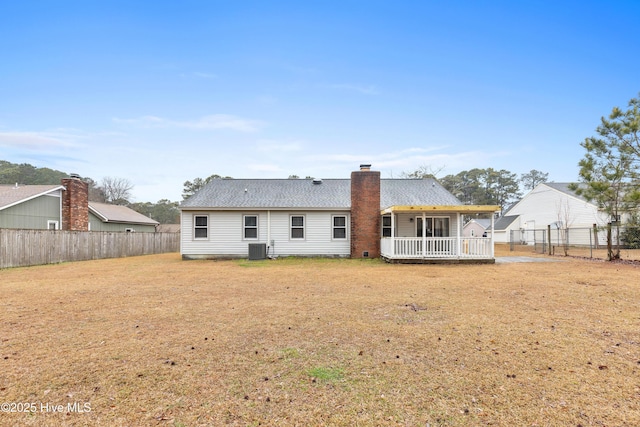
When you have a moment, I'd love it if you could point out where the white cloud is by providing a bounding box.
[255,139,303,153]
[302,146,507,178]
[0,130,78,150]
[247,163,284,173]
[113,114,265,132]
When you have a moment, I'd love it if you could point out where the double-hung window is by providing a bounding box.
[194,215,208,239]
[382,215,392,237]
[290,215,305,239]
[332,215,347,239]
[244,215,258,239]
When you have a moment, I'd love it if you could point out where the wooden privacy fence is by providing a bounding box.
[0,229,180,269]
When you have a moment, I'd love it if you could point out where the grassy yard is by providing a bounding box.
[1,252,639,426]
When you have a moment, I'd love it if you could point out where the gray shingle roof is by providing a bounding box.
[381,179,462,206]
[543,182,589,202]
[89,202,159,225]
[490,215,520,231]
[0,184,63,210]
[180,178,462,210]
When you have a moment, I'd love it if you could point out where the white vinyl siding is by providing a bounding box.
[508,184,609,228]
[180,210,350,258]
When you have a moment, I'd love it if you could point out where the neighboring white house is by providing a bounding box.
[180,165,500,263]
[488,183,611,245]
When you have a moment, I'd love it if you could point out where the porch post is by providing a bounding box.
[490,212,495,258]
[456,212,461,258]
[391,212,395,257]
[422,212,426,258]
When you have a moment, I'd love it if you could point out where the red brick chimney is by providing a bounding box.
[350,164,380,258]
[61,174,89,231]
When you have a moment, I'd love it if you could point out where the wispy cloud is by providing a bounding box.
[247,163,284,173]
[324,83,379,95]
[255,139,303,153]
[0,130,79,150]
[305,146,504,177]
[113,114,265,132]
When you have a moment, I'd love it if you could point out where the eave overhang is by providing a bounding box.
[381,205,501,215]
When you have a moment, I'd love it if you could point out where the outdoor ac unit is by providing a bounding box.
[248,243,267,260]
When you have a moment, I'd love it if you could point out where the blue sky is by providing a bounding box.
[1,1,639,202]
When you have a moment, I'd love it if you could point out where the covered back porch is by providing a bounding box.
[380,205,500,264]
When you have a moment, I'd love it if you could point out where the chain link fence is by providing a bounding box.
[509,225,640,261]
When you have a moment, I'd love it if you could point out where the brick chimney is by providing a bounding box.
[61,174,89,231]
[350,164,380,258]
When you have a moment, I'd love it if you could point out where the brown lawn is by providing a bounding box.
[1,250,639,426]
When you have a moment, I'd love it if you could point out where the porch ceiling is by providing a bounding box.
[381,205,501,214]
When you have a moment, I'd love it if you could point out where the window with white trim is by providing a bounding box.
[332,215,347,239]
[290,215,305,239]
[47,220,59,230]
[243,215,258,239]
[382,215,392,237]
[194,215,208,239]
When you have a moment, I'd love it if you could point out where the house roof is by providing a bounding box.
[179,178,464,210]
[464,218,491,229]
[0,184,64,211]
[489,215,520,231]
[89,202,159,225]
[542,182,590,202]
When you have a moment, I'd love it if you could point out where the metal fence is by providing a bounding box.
[0,229,180,269]
[509,225,640,261]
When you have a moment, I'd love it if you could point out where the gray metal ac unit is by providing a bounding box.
[248,243,267,260]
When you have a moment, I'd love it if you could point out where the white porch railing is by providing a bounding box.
[381,237,493,260]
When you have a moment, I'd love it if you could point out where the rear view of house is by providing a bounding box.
[180,165,499,263]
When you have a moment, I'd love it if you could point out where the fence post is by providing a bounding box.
[607,223,612,261]
[547,225,552,255]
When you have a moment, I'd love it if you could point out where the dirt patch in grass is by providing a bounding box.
[1,253,639,426]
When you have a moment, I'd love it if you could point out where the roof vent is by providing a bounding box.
[312,178,323,185]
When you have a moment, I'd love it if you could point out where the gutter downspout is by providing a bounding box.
[267,210,272,257]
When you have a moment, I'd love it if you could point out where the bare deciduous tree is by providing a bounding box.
[100,177,134,205]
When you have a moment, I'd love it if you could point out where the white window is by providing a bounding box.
[290,215,305,239]
[382,215,392,237]
[332,215,347,239]
[243,215,258,239]
[194,215,208,239]
[125,228,135,233]
[47,220,59,230]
